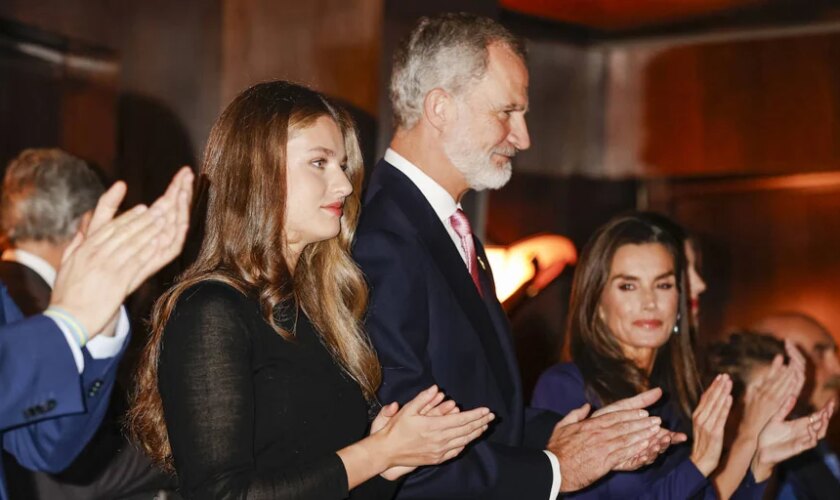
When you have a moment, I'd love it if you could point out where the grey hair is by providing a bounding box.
[390,12,526,129]
[1,148,104,244]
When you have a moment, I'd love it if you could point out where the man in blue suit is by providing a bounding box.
[0,148,176,498]
[355,13,674,500]
[0,165,193,500]
[0,284,127,488]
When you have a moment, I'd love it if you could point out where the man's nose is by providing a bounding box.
[509,114,530,152]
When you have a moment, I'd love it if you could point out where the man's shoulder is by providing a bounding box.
[358,165,418,236]
[0,261,51,315]
[0,259,38,281]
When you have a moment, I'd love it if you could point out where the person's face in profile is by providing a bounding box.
[283,115,352,256]
[442,43,531,191]
[685,240,707,327]
[598,243,679,368]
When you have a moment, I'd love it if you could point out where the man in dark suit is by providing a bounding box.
[354,13,674,499]
[755,313,840,499]
[0,160,193,499]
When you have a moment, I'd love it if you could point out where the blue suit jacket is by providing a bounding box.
[0,285,126,500]
[533,363,766,500]
[354,160,561,499]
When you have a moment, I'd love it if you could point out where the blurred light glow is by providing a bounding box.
[485,234,577,302]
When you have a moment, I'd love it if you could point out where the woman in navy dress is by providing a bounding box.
[533,213,825,499]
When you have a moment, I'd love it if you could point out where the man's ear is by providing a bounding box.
[423,88,455,133]
[77,210,94,237]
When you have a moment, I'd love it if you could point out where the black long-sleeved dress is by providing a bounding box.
[158,281,397,499]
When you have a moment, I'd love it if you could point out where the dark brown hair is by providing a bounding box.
[567,212,700,419]
[128,81,380,471]
[707,331,786,398]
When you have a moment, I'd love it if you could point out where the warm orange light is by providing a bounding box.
[485,234,577,302]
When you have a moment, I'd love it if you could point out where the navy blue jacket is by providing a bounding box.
[354,160,560,499]
[0,285,126,500]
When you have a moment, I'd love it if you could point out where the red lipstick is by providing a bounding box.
[322,201,343,217]
[632,319,663,329]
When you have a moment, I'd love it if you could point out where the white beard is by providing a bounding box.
[443,131,513,191]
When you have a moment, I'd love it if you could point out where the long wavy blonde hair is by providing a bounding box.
[127,81,380,471]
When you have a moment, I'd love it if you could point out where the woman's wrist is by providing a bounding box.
[732,434,759,455]
[366,429,394,472]
[736,416,765,441]
[689,454,716,477]
[337,433,393,489]
[750,454,773,483]
[750,444,775,483]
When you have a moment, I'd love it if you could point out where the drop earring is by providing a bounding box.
[672,313,681,334]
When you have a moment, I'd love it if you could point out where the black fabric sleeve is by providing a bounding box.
[157,282,350,500]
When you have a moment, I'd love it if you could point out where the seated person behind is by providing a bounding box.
[710,329,839,499]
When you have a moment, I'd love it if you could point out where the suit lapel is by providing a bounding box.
[475,239,523,401]
[369,161,516,403]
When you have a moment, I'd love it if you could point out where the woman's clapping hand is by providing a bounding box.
[690,374,733,476]
[369,385,494,481]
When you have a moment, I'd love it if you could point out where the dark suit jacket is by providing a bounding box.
[353,160,561,499]
[0,261,50,316]
[777,442,840,500]
[0,284,125,500]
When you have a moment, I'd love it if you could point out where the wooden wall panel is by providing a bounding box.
[0,24,119,175]
[519,23,840,180]
[646,173,840,347]
[0,1,221,175]
[635,33,840,177]
[222,0,383,116]
[500,0,764,29]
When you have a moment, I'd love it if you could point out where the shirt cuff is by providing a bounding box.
[49,315,85,373]
[86,306,130,359]
[543,450,561,499]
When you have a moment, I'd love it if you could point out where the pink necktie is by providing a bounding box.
[449,209,482,296]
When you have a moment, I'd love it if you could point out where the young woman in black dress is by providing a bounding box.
[128,81,494,499]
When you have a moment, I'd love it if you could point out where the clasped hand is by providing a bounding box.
[547,387,686,493]
[368,385,495,480]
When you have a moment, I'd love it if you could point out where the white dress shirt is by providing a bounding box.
[2,248,130,373]
[384,149,562,498]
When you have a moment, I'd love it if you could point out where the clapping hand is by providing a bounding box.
[548,388,672,492]
[739,341,806,439]
[369,386,494,481]
[751,394,835,481]
[49,167,193,340]
[690,374,733,476]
